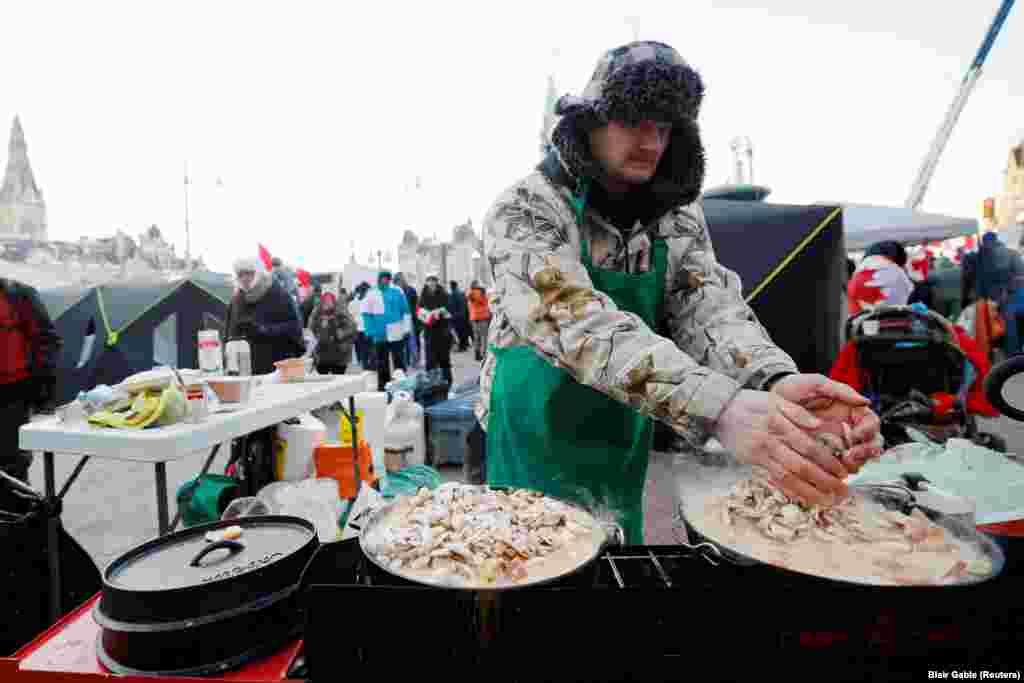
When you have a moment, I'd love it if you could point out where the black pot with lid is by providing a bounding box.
[94,515,318,677]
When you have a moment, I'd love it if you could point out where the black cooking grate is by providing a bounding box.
[599,547,726,588]
[298,539,1022,682]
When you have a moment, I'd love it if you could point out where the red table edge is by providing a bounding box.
[4,592,305,682]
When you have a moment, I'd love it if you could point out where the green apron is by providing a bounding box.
[486,227,668,545]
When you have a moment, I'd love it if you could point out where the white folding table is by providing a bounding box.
[19,374,366,622]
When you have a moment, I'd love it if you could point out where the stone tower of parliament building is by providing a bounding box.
[0,116,47,242]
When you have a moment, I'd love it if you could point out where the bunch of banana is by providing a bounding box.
[89,387,173,429]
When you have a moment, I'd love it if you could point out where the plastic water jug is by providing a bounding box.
[225,338,252,376]
[275,412,326,481]
[198,330,223,373]
[381,395,426,471]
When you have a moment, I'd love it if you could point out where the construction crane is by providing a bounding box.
[905,0,1016,210]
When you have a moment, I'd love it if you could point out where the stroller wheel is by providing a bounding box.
[972,432,1007,453]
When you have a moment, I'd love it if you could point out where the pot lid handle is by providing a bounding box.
[190,539,245,567]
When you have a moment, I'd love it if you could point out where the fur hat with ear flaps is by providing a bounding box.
[549,41,706,212]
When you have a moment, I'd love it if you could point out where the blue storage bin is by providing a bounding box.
[425,392,479,466]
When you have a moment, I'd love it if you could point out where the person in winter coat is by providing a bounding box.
[908,256,964,321]
[270,257,300,303]
[1,277,62,483]
[480,40,881,543]
[847,241,914,316]
[349,282,374,370]
[302,285,322,327]
[362,271,411,391]
[962,247,979,309]
[417,275,454,385]
[226,257,305,374]
[448,281,471,351]
[394,272,420,368]
[976,231,1024,307]
[308,292,357,375]
[467,280,492,362]
[975,231,1024,355]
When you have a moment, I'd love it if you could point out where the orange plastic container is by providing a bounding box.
[314,441,373,499]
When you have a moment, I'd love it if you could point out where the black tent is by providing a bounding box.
[703,200,844,376]
[39,276,233,405]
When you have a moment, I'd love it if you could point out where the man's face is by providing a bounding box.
[379,277,391,288]
[589,120,672,189]
[237,270,256,290]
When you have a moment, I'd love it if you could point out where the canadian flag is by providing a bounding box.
[908,253,929,282]
[848,255,915,315]
[258,244,274,272]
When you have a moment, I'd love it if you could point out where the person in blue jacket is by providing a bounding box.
[362,271,412,391]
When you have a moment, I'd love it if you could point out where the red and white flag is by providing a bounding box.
[908,253,929,282]
[258,244,273,272]
[848,255,915,315]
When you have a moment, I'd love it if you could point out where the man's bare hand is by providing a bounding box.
[712,389,849,506]
[770,373,883,473]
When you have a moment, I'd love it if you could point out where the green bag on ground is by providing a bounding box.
[176,474,241,528]
[378,465,443,499]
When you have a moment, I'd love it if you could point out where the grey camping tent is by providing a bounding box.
[38,276,234,405]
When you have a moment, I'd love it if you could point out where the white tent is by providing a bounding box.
[828,203,980,251]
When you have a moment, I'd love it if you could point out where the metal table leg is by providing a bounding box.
[337,396,361,531]
[168,444,221,534]
[155,462,170,535]
[44,451,62,623]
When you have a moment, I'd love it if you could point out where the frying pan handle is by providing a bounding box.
[672,503,739,567]
[190,539,245,567]
[601,522,625,547]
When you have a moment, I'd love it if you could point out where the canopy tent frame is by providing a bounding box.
[831,203,981,252]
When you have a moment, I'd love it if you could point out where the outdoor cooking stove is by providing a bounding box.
[303,538,1022,681]
[5,537,1021,682]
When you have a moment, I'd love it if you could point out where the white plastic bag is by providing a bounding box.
[221,496,273,521]
[341,482,384,541]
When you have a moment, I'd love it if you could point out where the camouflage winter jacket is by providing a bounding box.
[476,161,798,448]
[477,40,799,449]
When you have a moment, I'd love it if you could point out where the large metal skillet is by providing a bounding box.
[356,484,624,590]
[355,484,624,648]
[673,449,1005,587]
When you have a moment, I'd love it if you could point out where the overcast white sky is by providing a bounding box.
[3,0,1023,273]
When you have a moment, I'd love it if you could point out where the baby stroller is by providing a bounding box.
[842,305,1006,452]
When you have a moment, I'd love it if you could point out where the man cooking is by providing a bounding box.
[479,41,882,544]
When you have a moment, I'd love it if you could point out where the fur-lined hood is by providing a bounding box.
[233,256,272,302]
[543,41,706,222]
